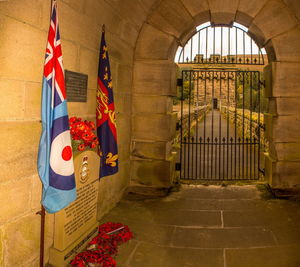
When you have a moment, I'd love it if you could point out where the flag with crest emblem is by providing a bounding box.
[96,27,118,178]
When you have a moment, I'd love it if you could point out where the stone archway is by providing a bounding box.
[131,0,300,191]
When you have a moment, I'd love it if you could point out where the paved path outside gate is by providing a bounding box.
[100,185,300,267]
[195,110,236,138]
[181,110,260,180]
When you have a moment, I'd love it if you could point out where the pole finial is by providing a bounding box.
[102,24,105,33]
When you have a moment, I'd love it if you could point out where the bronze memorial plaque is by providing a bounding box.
[65,70,88,102]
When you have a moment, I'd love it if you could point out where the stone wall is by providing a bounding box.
[0,0,148,265]
[221,106,265,146]
[133,0,300,191]
[2,0,300,265]
[264,61,300,188]
[173,104,210,144]
[131,60,178,187]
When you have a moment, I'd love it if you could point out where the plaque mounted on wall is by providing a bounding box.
[65,70,88,102]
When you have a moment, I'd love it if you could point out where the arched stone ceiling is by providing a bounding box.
[134,0,300,62]
[130,0,300,189]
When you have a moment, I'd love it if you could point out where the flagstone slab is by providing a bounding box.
[100,185,300,266]
[269,224,300,246]
[116,240,139,266]
[127,242,224,267]
[104,202,221,227]
[171,227,276,248]
[226,245,300,267]
[100,216,176,246]
[223,207,300,227]
[153,210,222,227]
[180,185,261,199]
[102,202,157,223]
[130,196,268,212]
[128,223,176,246]
[182,198,267,211]
[223,211,268,227]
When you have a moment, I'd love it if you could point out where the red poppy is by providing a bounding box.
[90,142,97,149]
[69,117,77,123]
[69,117,99,152]
[78,144,85,151]
[71,222,132,267]
[89,121,96,130]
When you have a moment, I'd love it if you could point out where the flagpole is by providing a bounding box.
[37,1,53,265]
[97,23,105,159]
[37,206,46,267]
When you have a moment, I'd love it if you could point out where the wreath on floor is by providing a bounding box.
[71,222,133,267]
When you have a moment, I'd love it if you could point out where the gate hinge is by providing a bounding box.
[259,80,266,87]
[177,78,183,87]
[258,123,266,131]
[259,168,265,176]
[175,163,181,171]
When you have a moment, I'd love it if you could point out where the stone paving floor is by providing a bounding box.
[100,185,300,267]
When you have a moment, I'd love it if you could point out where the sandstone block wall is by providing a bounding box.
[264,60,300,188]
[133,0,300,190]
[2,0,300,264]
[0,0,150,265]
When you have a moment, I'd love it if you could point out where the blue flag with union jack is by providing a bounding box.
[37,0,76,213]
[96,29,118,178]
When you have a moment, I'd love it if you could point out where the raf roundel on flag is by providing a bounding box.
[37,0,76,213]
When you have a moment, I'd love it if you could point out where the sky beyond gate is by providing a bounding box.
[175,22,267,63]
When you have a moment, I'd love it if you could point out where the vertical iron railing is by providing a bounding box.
[177,25,265,65]
[179,70,263,181]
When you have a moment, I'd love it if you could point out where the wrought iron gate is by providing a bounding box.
[179,70,264,181]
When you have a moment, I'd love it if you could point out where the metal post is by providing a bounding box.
[179,75,184,180]
[37,205,46,267]
[38,1,52,265]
